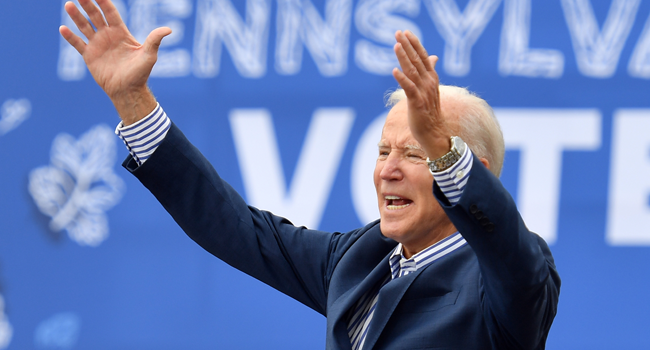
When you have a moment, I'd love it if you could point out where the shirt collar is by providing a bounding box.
[389,232,467,279]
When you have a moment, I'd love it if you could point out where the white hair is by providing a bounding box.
[386,86,505,177]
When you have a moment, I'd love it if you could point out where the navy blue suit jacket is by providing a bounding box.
[124,124,560,349]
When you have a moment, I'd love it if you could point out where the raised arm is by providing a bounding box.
[391,30,559,348]
[59,0,170,125]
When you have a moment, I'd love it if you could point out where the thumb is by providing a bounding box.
[143,27,172,55]
[428,55,439,70]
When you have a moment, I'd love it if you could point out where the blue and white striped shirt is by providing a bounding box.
[114,103,170,166]
[115,105,474,350]
[346,233,468,350]
[432,145,473,205]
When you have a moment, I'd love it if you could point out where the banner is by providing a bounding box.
[1,0,649,348]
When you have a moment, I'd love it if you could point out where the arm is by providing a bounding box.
[125,123,356,314]
[392,31,559,348]
[59,1,351,313]
[436,157,559,349]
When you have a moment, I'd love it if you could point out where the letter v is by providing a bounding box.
[561,0,640,78]
[230,108,354,229]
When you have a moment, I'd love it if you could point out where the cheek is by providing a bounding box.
[415,171,435,201]
[373,163,382,190]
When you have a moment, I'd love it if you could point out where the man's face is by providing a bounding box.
[373,100,454,256]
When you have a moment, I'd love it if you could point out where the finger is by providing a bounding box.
[428,55,439,70]
[392,67,420,101]
[59,25,86,55]
[64,1,95,40]
[394,41,422,86]
[395,30,428,77]
[427,55,440,85]
[143,27,173,55]
[95,0,124,27]
[405,31,432,72]
[78,0,107,29]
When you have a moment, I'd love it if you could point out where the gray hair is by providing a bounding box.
[386,86,505,177]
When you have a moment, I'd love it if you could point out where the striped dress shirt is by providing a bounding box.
[346,232,468,350]
[114,103,170,166]
[115,105,474,350]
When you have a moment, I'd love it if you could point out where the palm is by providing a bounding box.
[83,28,148,97]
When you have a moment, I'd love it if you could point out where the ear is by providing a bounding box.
[479,157,490,170]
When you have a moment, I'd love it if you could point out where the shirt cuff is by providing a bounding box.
[431,147,474,205]
[114,103,171,166]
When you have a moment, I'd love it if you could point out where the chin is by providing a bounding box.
[379,220,407,242]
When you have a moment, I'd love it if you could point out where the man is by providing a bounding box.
[60,0,560,348]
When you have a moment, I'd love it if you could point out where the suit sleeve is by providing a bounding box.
[123,123,352,315]
[434,156,561,349]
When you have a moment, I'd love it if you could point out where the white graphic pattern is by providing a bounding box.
[193,0,271,78]
[423,0,502,76]
[561,0,641,78]
[0,295,11,350]
[0,98,31,136]
[499,0,564,78]
[275,0,353,76]
[629,12,650,78]
[34,312,81,350]
[28,125,125,247]
[354,0,421,75]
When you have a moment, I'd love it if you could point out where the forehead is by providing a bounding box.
[379,101,418,148]
[380,96,463,147]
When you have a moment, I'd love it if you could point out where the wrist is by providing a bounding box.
[411,119,453,159]
[422,136,453,160]
[110,86,158,126]
[418,126,453,160]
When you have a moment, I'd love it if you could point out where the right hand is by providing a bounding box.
[59,0,171,124]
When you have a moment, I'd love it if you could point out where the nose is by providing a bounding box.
[379,153,403,181]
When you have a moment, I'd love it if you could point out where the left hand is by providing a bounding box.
[392,30,451,159]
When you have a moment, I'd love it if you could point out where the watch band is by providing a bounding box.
[427,136,467,173]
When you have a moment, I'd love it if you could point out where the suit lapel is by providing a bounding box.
[361,267,427,350]
[327,253,392,350]
[327,256,429,350]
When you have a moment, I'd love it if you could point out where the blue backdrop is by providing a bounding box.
[1,0,650,348]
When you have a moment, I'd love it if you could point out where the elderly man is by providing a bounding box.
[60,0,560,349]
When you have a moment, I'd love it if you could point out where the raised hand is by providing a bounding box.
[392,30,451,160]
[59,0,171,125]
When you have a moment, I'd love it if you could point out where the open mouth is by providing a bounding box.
[385,195,413,210]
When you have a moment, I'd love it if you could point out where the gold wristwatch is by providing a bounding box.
[426,136,466,174]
